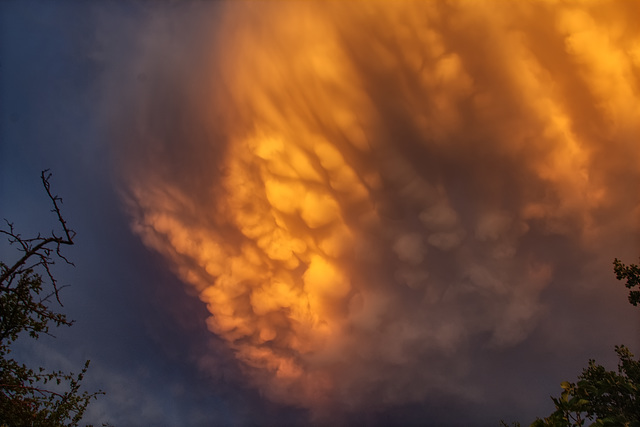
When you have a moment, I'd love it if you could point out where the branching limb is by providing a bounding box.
[0,171,76,305]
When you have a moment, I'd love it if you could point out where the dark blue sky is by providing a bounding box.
[1,2,303,425]
[1,1,639,426]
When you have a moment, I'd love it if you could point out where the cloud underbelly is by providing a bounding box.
[117,0,640,414]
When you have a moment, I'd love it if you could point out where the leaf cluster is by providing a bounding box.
[614,258,640,307]
[0,358,100,427]
[1,264,71,346]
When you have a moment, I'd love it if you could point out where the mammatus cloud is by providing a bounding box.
[110,0,639,421]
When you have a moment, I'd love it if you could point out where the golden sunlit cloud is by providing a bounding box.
[114,0,640,417]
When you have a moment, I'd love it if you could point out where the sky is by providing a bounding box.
[1,1,639,426]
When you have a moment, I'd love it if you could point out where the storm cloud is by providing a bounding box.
[103,1,640,424]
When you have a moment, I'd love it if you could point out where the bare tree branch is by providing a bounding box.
[0,171,76,306]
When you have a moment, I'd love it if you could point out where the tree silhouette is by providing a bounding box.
[0,170,104,427]
[511,259,640,427]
